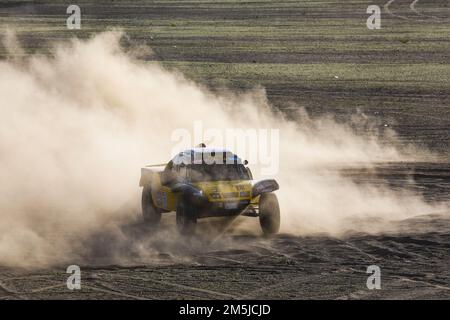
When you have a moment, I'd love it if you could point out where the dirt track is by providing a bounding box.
[1,218,449,299]
[1,163,448,300]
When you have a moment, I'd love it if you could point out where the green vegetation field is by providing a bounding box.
[1,0,449,154]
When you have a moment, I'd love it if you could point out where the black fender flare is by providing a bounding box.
[252,179,279,198]
[171,183,206,204]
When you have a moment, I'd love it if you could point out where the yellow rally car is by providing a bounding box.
[139,146,280,235]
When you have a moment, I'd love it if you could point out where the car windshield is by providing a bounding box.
[186,163,250,182]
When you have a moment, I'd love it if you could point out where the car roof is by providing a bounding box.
[171,147,243,165]
[189,147,231,154]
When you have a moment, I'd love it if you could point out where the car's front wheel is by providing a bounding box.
[176,201,197,235]
[259,193,280,235]
[142,186,161,226]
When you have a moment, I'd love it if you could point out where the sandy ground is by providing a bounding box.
[1,162,448,300]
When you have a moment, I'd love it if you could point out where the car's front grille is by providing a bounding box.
[222,192,239,198]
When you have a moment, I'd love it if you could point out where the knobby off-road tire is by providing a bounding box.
[259,193,280,235]
[141,186,162,226]
[176,201,197,235]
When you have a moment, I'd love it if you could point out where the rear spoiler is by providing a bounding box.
[139,164,166,187]
[145,163,166,167]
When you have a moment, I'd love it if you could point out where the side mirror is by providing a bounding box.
[244,160,248,165]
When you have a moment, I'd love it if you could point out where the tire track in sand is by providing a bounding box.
[410,0,441,21]
[385,0,443,21]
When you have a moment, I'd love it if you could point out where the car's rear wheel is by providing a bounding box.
[142,186,161,225]
[259,193,280,235]
[176,201,197,235]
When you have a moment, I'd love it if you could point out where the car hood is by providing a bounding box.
[193,180,253,201]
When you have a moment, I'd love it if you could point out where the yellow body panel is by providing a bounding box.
[193,180,252,202]
[150,175,254,211]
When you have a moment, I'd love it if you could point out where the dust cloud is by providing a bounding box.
[0,31,447,268]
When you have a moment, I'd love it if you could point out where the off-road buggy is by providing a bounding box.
[139,146,280,235]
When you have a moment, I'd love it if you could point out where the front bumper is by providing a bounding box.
[196,199,252,218]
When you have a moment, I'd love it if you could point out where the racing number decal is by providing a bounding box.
[156,191,168,209]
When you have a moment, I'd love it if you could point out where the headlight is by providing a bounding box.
[210,192,221,199]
